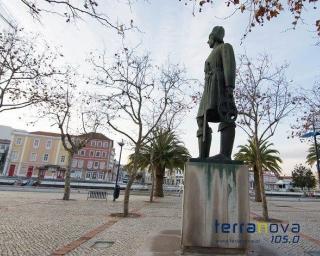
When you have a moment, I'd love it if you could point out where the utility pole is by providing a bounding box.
[312,115,320,186]
[113,139,124,201]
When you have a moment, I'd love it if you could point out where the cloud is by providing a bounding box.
[0,0,319,168]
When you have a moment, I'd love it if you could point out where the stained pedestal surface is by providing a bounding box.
[182,161,249,253]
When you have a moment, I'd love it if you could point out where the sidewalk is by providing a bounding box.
[0,190,320,255]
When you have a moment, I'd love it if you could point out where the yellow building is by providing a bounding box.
[5,131,69,179]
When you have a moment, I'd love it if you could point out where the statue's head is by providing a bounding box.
[208,26,225,48]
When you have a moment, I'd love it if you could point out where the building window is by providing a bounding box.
[80,150,85,156]
[72,159,77,168]
[87,160,93,169]
[43,153,49,162]
[93,161,99,169]
[86,171,97,179]
[11,151,18,161]
[91,141,96,147]
[95,151,101,158]
[108,163,113,169]
[77,159,84,168]
[97,141,102,147]
[86,171,92,179]
[89,150,94,157]
[46,139,52,149]
[103,142,108,148]
[99,173,104,180]
[16,137,22,145]
[60,156,65,163]
[100,162,105,169]
[102,152,107,158]
[30,153,37,161]
[33,139,40,148]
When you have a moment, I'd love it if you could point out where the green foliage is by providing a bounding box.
[234,139,282,177]
[292,164,316,189]
[306,143,320,167]
[128,128,190,173]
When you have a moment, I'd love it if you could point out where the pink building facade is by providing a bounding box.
[71,133,115,181]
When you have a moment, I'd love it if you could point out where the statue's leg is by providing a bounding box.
[197,117,212,159]
[218,122,236,160]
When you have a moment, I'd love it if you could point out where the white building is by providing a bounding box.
[276,176,293,191]
[249,171,279,191]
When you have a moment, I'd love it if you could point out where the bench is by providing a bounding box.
[87,190,108,200]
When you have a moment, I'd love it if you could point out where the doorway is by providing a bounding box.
[8,165,15,176]
[26,166,33,178]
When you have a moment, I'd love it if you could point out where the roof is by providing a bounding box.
[30,131,112,143]
[79,132,112,141]
[30,131,61,137]
[0,139,10,144]
[279,175,292,179]
[276,180,292,185]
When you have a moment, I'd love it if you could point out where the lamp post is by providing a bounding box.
[113,139,124,201]
[312,115,320,186]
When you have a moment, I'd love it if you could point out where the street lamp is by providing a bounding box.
[312,115,320,186]
[113,139,124,201]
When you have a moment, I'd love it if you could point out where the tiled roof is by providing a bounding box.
[30,131,112,142]
[30,131,61,137]
[279,176,292,179]
[79,132,112,141]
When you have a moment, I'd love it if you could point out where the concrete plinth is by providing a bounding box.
[182,160,249,253]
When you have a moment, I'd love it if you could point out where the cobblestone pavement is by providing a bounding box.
[249,197,320,256]
[0,190,320,255]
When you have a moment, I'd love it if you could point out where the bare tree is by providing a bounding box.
[40,85,99,200]
[0,28,65,113]
[291,82,320,183]
[3,1,319,40]
[179,0,320,41]
[13,0,137,34]
[90,47,194,216]
[235,53,298,220]
[292,82,320,136]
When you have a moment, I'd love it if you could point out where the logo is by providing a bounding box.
[213,219,301,244]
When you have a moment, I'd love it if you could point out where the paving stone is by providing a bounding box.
[0,190,320,255]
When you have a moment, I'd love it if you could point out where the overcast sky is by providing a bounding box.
[0,0,319,175]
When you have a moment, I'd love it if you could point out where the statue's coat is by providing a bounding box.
[197,43,236,123]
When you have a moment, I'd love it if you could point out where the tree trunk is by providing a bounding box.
[123,143,141,217]
[253,137,268,220]
[63,152,73,200]
[254,140,268,220]
[253,165,262,202]
[154,166,165,197]
[123,174,135,217]
[258,166,269,220]
[149,168,155,202]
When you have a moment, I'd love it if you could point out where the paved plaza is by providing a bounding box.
[0,189,320,255]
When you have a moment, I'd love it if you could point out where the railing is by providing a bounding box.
[87,190,108,200]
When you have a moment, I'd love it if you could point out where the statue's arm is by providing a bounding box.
[222,43,236,90]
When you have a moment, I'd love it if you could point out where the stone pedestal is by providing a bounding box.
[181,160,249,254]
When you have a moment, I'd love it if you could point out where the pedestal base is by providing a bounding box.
[181,161,249,252]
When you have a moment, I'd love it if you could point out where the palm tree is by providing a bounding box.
[129,128,190,198]
[306,143,319,167]
[234,139,282,202]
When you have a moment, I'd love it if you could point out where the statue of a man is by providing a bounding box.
[197,26,237,160]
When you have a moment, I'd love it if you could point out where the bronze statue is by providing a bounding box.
[197,26,237,160]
